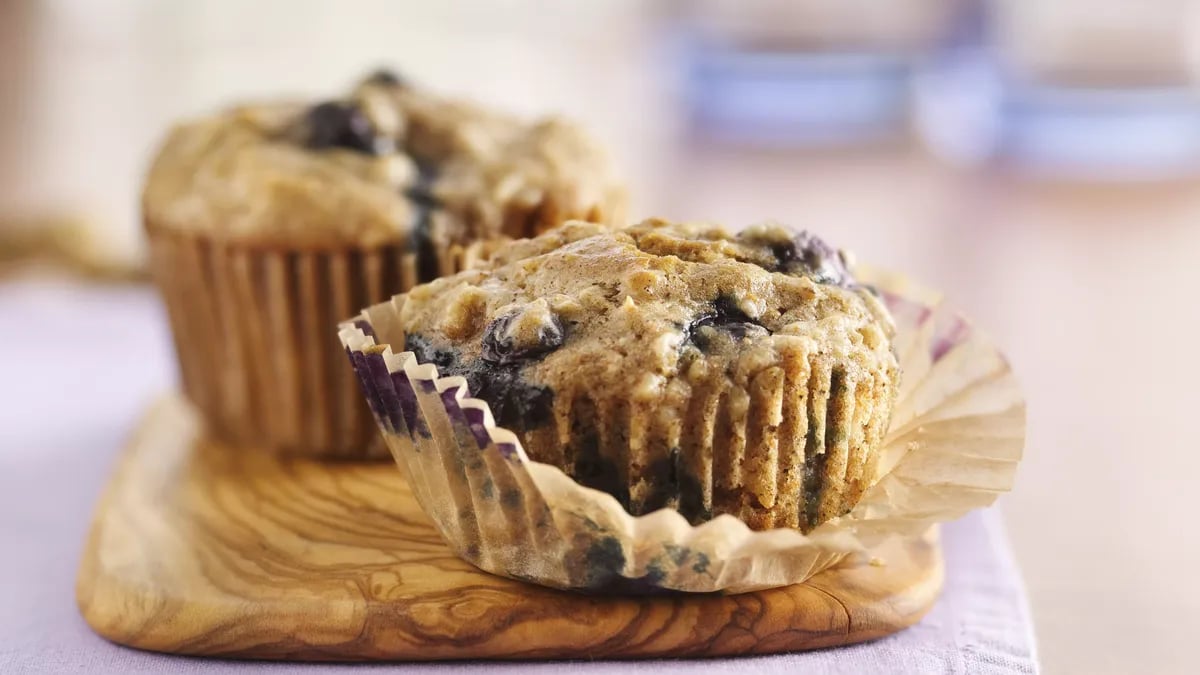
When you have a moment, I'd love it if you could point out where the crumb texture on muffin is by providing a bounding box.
[141,70,625,253]
[382,218,899,532]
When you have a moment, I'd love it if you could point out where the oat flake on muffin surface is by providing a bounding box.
[388,218,899,532]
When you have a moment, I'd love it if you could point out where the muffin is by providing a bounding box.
[376,218,898,531]
[142,69,625,458]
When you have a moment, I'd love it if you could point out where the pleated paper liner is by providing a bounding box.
[511,329,897,533]
[337,269,1024,592]
[146,225,491,459]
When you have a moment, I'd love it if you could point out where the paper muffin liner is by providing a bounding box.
[510,337,896,535]
[146,225,488,458]
[337,269,1024,592]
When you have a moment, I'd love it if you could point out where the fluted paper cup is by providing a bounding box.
[337,268,1024,592]
[147,225,492,458]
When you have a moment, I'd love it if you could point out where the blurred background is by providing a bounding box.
[3,1,1199,672]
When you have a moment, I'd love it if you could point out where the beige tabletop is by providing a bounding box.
[2,2,1198,672]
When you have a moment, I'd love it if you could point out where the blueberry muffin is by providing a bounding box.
[378,218,898,531]
[142,69,625,458]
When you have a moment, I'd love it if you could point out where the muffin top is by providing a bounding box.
[142,69,625,249]
[392,218,896,431]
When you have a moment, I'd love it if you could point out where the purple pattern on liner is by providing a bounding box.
[440,385,491,452]
[439,386,467,432]
[440,386,481,450]
[419,379,437,394]
[931,314,970,362]
[389,371,428,439]
[463,407,492,449]
[496,442,520,460]
[347,349,388,425]
[440,385,461,409]
[880,289,904,312]
[362,351,407,434]
[352,316,376,338]
[881,290,933,326]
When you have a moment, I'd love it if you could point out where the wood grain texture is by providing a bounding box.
[76,395,944,661]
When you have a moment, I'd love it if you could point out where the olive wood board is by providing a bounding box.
[76,395,944,661]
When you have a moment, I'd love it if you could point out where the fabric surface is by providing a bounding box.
[0,279,1038,674]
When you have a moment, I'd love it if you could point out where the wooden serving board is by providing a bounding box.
[76,395,944,661]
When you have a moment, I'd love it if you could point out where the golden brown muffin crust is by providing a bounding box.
[142,72,624,249]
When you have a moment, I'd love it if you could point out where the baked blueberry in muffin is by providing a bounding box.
[380,219,898,531]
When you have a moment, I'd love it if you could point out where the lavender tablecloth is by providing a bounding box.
[0,280,1038,674]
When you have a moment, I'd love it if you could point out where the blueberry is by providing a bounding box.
[465,365,555,431]
[770,231,854,287]
[363,68,406,87]
[685,296,769,351]
[403,183,441,211]
[407,162,443,283]
[404,333,556,431]
[302,101,385,154]
[481,312,565,365]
